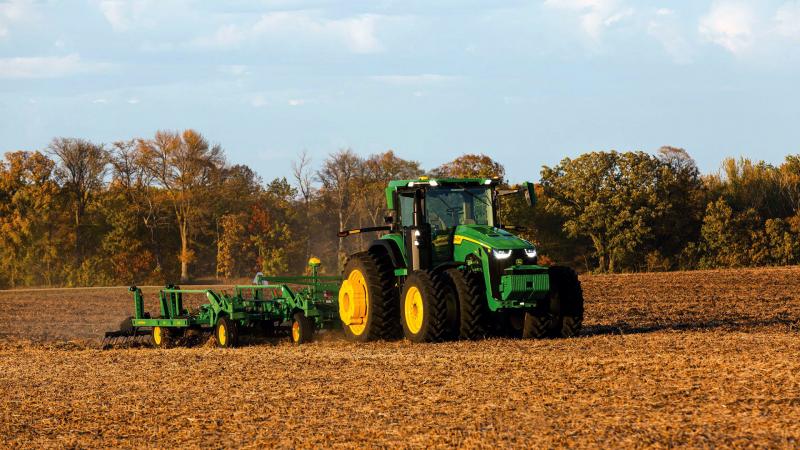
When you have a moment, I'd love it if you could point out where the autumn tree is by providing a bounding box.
[138,130,225,282]
[359,150,422,241]
[48,138,108,264]
[432,153,505,179]
[542,151,679,272]
[292,150,315,263]
[317,149,363,269]
[0,151,59,287]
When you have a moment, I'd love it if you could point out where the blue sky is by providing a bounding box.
[1,0,799,183]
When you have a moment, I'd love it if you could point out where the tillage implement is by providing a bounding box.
[336,177,584,342]
[102,259,341,348]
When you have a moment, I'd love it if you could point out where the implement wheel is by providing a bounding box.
[338,252,398,342]
[291,312,314,345]
[215,316,239,348]
[400,271,449,343]
[152,326,174,348]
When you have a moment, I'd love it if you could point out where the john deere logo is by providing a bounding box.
[516,258,523,266]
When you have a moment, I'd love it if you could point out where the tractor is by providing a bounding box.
[337,177,583,342]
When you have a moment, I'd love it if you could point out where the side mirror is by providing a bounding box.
[523,182,537,207]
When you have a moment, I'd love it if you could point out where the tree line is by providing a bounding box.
[1,130,799,288]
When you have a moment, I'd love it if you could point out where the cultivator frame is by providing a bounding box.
[103,259,341,349]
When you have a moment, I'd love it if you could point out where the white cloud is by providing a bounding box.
[0,0,34,38]
[774,1,800,40]
[699,1,756,54]
[544,0,634,40]
[92,98,108,104]
[0,54,113,79]
[193,11,385,53]
[287,99,305,106]
[648,9,694,64]
[127,98,140,104]
[370,74,458,85]
[95,0,185,32]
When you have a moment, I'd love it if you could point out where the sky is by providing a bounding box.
[1,0,799,183]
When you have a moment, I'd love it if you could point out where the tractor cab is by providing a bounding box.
[390,177,499,270]
[385,177,537,273]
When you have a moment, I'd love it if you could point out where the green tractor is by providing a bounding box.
[337,177,583,342]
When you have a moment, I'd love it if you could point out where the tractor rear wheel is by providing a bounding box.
[443,268,488,340]
[215,316,239,348]
[548,266,584,338]
[400,271,449,342]
[291,312,314,345]
[368,245,402,339]
[339,252,398,342]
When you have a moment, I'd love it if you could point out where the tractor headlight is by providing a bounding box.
[493,249,512,259]
[525,248,537,258]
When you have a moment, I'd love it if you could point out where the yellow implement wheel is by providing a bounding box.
[218,323,227,346]
[151,326,173,348]
[404,286,424,334]
[291,312,314,345]
[215,316,238,348]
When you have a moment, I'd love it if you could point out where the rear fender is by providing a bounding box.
[369,237,406,269]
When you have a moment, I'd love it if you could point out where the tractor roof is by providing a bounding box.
[385,177,500,209]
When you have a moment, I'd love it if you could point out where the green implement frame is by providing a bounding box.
[103,259,342,348]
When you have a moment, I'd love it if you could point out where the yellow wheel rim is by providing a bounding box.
[153,326,162,346]
[404,286,424,334]
[292,321,301,343]
[218,323,227,346]
[338,268,369,336]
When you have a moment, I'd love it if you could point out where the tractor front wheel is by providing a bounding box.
[215,316,239,348]
[443,268,488,340]
[291,312,314,345]
[400,271,449,343]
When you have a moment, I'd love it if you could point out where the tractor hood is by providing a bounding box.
[453,224,533,250]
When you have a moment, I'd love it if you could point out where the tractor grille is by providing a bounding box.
[487,249,541,300]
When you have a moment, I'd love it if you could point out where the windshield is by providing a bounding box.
[425,186,494,230]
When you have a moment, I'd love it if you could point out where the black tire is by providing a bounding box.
[151,326,174,348]
[367,245,402,339]
[548,266,584,338]
[400,271,449,342]
[291,312,315,345]
[522,311,554,339]
[443,268,489,340]
[340,252,398,342]
[215,316,239,348]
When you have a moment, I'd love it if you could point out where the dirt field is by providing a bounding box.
[1,267,799,448]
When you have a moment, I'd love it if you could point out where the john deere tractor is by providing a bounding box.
[337,177,583,343]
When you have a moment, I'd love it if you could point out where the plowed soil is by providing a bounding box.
[1,267,799,448]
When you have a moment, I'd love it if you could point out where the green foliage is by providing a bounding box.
[4,133,800,287]
[541,151,684,272]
